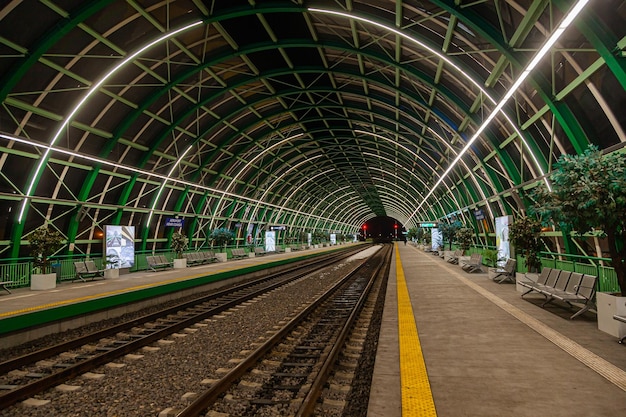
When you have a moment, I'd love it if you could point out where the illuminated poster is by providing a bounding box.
[495,215,512,265]
[104,225,135,269]
[431,228,443,251]
[330,233,336,245]
[265,231,276,252]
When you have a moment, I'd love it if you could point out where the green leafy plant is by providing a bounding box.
[210,228,234,248]
[456,227,474,254]
[508,216,542,273]
[439,220,462,250]
[28,226,64,274]
[483,249,499,268]
[312,230,327,244]
[170,231,189,259]
[532,145,626,295]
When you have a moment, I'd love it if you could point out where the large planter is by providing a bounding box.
[104,268,119,279]
[215,253,227,263]
[31,273,56,290]
[173,258,187,269]
[596,292,626,338]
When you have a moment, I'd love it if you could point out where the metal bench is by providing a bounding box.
[445,249,463,264]
[231,248,247,259]
[489,258,517,284]
[461,253,483,273]
[254,247,267,256]
[613,315,626,344]
[0,279,14,294]
[74,260,105,282]
[518,267,597,319]
[146,255,172,271]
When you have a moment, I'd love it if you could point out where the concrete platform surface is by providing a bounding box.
[369,243,626,417]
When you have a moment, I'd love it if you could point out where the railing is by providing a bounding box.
[415,244,621,293]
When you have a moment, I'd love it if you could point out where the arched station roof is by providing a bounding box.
[0,0,624,255]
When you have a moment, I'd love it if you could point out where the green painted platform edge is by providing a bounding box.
[0,250,332,336]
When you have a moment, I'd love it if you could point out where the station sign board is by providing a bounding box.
[165,217,184,227]
[419,222,438,228]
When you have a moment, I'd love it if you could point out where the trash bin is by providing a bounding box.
[51,263,62,282]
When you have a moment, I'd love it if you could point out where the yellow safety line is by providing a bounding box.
[395,243,437,416]
[0,249,323,319]
[0,268,235,319]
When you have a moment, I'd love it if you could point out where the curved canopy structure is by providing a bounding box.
[0,0,624,256]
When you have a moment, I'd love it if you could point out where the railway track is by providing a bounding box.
[173,244,392,417]
[0,246,367,410]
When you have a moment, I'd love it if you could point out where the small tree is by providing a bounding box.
[508,216,542,273]
[28,226,64,274]
[210,228,234,248]
[312,230,327,244]
[483,248,499,268]
[439,220,462,250]
[456,227,474,254]
[170,231,189,259]
[406,227,419,242]
[532,145,626,295]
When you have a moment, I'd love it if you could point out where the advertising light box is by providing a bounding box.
[104,225,135,269]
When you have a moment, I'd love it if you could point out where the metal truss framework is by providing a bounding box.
[0,0,624,257]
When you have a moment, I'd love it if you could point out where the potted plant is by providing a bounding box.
[455,227,474,265]
[209,228,234,262]
[532,145,626,337]
[483,249,499,268]
[171,231,189,268]
[28,225,64,290]
[508,216,542,273]
[456,227,474,255]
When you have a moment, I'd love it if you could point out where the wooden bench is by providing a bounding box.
[489,258,517,284]
[461,253,483,273]
[231,248,247,259]
[146,255,172,271]
[0,279,14,294]
[613,314,626,344]
[74,260,105,282]
[518,267,597,319]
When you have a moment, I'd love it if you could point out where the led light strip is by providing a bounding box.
[309,3,589,223]
[408,0,589,218]
[0,133,353,227]
[17,20,204,223]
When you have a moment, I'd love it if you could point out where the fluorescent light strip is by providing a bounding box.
[145,143,195,227]
[1,133,352,226]
[308,6,582,221]
[210,133,304,229]
[17,20,204,223]
[409,0,589,217]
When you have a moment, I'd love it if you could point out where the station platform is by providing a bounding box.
[2,243,625,416]
[0,245,346,348]
[368,243,626,417]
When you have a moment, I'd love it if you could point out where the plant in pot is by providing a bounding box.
[210,228,234,262]
[483,249,499,268]
[456,227,474,255]
[531,145,626,336]
[171,231,189,268]
[508,215,542,273]
[439,220,462,251]
[28,225,64,289]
